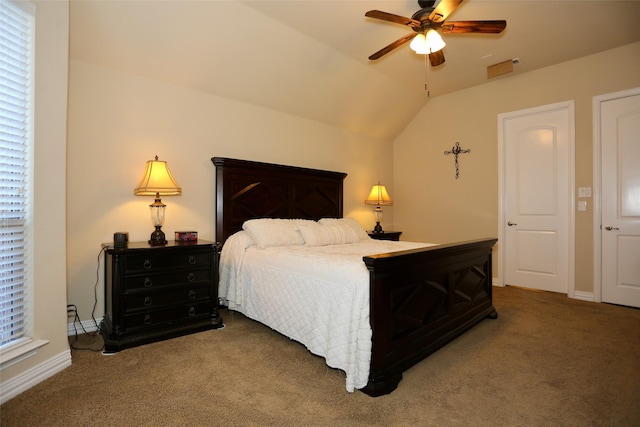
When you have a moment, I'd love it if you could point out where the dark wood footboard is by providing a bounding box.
[362,238,498,397]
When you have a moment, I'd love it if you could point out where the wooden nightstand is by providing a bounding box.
[368,231,402,241]
[101,240,223,353]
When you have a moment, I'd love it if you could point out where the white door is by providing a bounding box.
[598,90,640,308]
[499,101,574,294]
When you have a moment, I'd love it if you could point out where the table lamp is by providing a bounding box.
[134,155,181,245]
[365,182,393,233]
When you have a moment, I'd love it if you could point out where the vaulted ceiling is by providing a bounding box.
[69,0,640,140]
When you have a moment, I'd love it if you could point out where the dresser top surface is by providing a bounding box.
[103,240,215,252]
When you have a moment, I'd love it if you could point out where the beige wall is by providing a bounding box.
[393,41,640,294]
[66,60,395,321]
[66,42,640,323]
[2,0,70,391]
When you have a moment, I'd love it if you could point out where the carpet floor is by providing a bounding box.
[1,286,639,426]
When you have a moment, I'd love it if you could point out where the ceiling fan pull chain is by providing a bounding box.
[424,53,430,97]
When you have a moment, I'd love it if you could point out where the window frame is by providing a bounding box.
[0,0,38,362]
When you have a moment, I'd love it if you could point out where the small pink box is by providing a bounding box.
[175,231,198,242]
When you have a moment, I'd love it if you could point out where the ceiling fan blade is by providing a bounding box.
[365,10,421,28]
[368,33,416,60]
[440,20,507,34]
[429,0,464,23]
[429,50,446,66]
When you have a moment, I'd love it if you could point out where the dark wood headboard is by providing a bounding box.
[212,157,347,246]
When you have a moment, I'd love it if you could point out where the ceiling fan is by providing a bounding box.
[365,0,506,66]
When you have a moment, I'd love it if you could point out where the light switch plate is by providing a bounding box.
[578,200,587,211]
[578,187,592,198]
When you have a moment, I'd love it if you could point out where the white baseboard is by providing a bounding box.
[67,317,102,336]
[492,279,595,302]
[571,290,595,302]
[0,350,71,405]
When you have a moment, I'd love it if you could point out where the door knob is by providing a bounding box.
[604,225,620,231]
[507,221,517,226]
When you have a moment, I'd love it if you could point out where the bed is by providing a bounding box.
[213,157,497,396]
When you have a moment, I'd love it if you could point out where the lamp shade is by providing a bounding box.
[409,29,446,54]
[134,156,182,196]
[365,184,393,206]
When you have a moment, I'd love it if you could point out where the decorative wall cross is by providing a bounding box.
[444,142,471,179]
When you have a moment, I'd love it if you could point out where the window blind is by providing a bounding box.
[0,0,32,348]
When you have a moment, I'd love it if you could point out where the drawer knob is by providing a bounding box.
[143,259,152,269]
[188,306,196,317]
[188,255,196,265]
[144,277,153,288]
[144,314,152,325]
[144,296,152,306]
[187,272,195,282]
[188,290,197,299]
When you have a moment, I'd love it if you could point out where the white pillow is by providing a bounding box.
[298,221,359,246]
[319,217,370,241]
[242,218,305,248]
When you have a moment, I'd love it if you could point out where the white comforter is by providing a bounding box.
[219,231,433,392]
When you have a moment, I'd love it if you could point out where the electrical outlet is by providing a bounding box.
[578,200,587,211]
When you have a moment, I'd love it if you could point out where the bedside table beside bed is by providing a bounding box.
[100,240,223,353]
[368,231,402,241]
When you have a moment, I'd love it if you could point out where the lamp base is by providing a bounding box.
[372,222,384,233]
[149,226,167,246]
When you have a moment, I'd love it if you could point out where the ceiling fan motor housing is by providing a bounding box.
[412,9,437,26]
[418,0,436,8]
[412,5,437,24]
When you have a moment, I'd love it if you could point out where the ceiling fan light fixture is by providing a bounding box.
[410,30,445,54]
[409,33,427,53]
[426,29,446,52]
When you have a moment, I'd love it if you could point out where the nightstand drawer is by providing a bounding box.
[123,251,211,273]
[123,284,210,312]
[123,301,212,332]
[123,269,211,291]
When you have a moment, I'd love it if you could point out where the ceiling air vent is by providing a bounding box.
[487,58,519,79]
